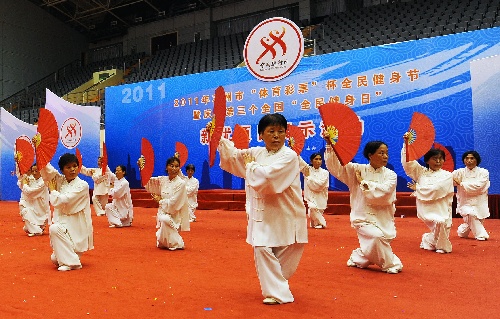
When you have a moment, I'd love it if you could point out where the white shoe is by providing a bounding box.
[385,267,401,274]
[476,237,487,241]
[347,258,357,267]
[58,264,82,271]
[435,249,446,254]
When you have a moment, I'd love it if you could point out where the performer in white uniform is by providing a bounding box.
[453,151,490,241]
[18,164,50,236]
[80,156,110,216]
[217,113,308,305]
[299,153,329,229]
[105,165,134,227]
[402,133,454,253]
[41,153,94,271]
[324,138,402,274]
[184,164,199,222]
[142,156,190,250]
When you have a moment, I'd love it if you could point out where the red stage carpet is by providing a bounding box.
[0,201,498,319]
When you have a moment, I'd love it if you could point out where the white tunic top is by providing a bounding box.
[145,175,190,231]
[298,156,329,210]
[324,145,398,238]
[453,166,490,219]
[401,146,454,223]
[80,166,111,196]
[185,176,199,210]
[218,137,308,247]
[20,176,50,225]
[41,163,94,253]
[108,174,134,220]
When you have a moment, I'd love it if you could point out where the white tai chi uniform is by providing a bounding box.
[185,176,199,221]
[18,175,50,235]
[401,146,454,253]
[81,165,111,216]
[453,166,490,240]
[218,138,308,304]
[324,145,402,273]
[105,174,134,227]
[145,176,190,250]
[298,156,329,228]
[41,163,94,268]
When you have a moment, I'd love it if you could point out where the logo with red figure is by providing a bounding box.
[60,117,82,149]
[244,17,304,82]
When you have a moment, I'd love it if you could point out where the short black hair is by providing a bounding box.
[309,152,322,163]
[462,150,481,165]
[363,141,387,160]
[424,148,445,163]
[186,164,195,171]
[257,113,287,135]
[58,153,79,171]
[117,165,126,175]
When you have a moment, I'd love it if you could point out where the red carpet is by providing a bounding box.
[0,201,498,319]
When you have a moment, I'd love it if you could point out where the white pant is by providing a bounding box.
[308,207,326,228]
[457,215,489,239]
[253,243,305,304]
[105,203,132,227]
[420,218,452,252]
[156,214,184,249]
[350,223,402,271]
[92,194,108,216]
[49,223,82,267]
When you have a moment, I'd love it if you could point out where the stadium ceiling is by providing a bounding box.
[27,0,238,42]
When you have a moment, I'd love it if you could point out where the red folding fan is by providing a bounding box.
[286,124,305,155]
[208,86,226,167]
[33,108,59,171]
[101,142,108,176]
[15,137,35,175]
[232,124,249,149]
[405,112,435,162]
[75,148,83,172]
[140,137,155,187]
[433,142,454,172]
[318,102,362,166]
[175,142,188,168]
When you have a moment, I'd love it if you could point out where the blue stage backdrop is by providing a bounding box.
[105,27,500,194]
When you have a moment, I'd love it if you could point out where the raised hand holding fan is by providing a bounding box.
[318,102,362,166]
[208,86,226,167]
[405,112,435,162]
[15,138,35,175]
[139,138,155,187]
[33,108,59,171]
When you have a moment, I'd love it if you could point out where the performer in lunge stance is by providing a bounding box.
[41,153,94,271]
[105,165,134,228]
[402,133,454,253]
[324,136,402,273]
[216,113,308,305]
[17,164,50,236]
[80,156,111,216]
[140,156,189,250]
[299,153,329,229]
[453,151,490,241]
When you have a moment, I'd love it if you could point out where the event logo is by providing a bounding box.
[60,117,82,149]
[244,17,304,82]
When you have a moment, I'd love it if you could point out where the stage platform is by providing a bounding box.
[129,189,500,219]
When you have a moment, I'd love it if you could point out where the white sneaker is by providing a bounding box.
[476,237,487,241]
[385,267,401,274]
[435,249,446,254]
[58,264,82,271]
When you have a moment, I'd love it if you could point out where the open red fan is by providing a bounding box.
[232,124,249,149]
[175,142,189,168]
[286,124,305,155]
[433,142,454,172]
[405,112,435,162]
[208,86,226,167]
[101,142,108,175]
[318,102,362,166]
[15,137,35,175]
[75,148,83,172]
[140,137,155,187]
[33,108,59,171]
